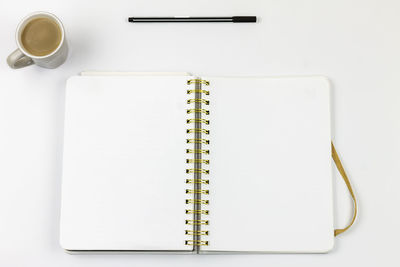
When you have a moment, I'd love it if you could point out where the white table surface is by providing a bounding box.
[1,0,399,266]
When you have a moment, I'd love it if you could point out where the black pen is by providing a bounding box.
[128,16,257,23]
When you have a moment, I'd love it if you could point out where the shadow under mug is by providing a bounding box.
[7,11,68,69]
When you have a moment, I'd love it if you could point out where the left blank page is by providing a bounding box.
[60,76,190,251]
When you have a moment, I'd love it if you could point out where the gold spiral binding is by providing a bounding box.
[185,240,209,246]
[185,230,209,235]
[186,179,209,184]
[186,79,210,250]
[186,139,210,145]
[186,219,209,225]
[187,89,210,95]
[186,210,209,215]
[187,99,210,105]
[187,109,210,115]
[186,149,209,154]
[186,199,209,205]
[186,159,210,164]
[187,128,210,134]
[186,189,209,194]
[187,79,210,86]
[186,169,209,174]
[187,118,210,125]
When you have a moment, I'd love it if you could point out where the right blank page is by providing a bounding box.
[205,76,333,253]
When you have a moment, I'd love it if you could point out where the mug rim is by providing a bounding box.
[15,11,65,59]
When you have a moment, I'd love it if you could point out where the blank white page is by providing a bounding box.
[60,76,190,251]
[204,76,333,253]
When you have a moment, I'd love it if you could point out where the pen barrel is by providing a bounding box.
[128,16,257,23]
[128,17,232,22]
[232,16,257,23]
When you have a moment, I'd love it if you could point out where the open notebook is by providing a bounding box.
[60,74,334,253]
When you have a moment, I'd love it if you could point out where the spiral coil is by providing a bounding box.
[185,79,210,249]
[186,199,209,205]
[186,158,210,164]
[186,139,210,145]
[187,109,209,115]
[186,189,209,194]
[187,128,210,134]
[185,230,209,235]
[185,178,209,184]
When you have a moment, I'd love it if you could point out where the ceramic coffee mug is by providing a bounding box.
[7,11,68,69]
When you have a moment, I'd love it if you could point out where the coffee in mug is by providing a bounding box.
[21,17,62,56]
[7,12,68,69]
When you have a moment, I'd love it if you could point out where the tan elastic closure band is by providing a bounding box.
[331,142,358,236]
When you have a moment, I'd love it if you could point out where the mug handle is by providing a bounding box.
[7,48,34,69]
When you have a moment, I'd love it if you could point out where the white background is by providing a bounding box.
[0,0,399,266]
